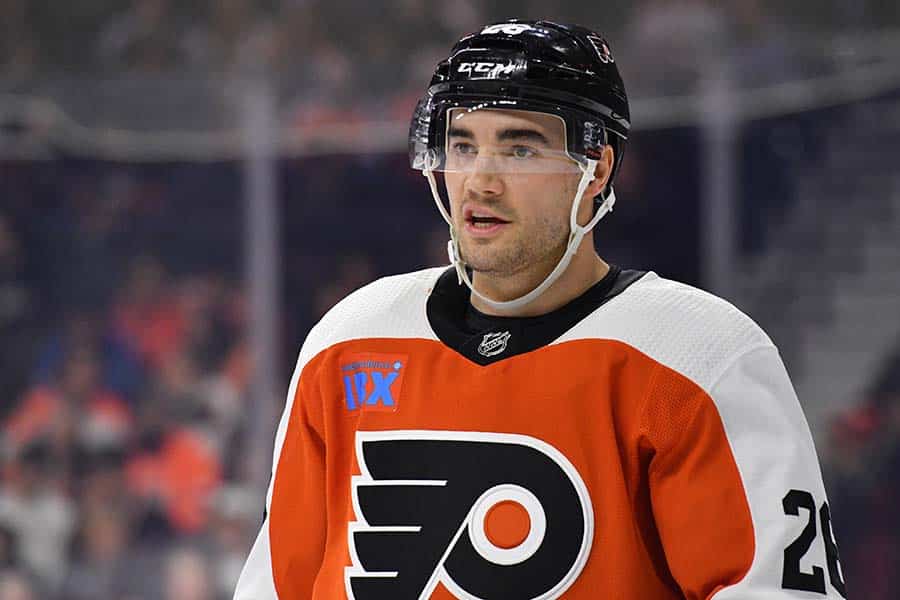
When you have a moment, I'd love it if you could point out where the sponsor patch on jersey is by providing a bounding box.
[340,353,408,413]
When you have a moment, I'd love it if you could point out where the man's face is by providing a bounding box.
[443,109,587,277]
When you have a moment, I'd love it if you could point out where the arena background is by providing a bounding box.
[1,1,899,598]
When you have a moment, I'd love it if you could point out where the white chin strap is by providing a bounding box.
[423,159,616,313]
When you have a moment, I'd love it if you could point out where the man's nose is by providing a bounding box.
[464,157,505,196]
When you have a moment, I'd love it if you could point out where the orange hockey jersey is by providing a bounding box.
[234,266,847,599]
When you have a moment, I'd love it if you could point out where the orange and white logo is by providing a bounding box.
[345,430,593,599]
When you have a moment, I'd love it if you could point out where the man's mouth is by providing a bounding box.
[468,216,509,229]
[464,206,511,230]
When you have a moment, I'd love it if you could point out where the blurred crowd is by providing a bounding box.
[826,343,900,597]
[0,155,468,599]
[0,163,255,600]
[3,0,899,108]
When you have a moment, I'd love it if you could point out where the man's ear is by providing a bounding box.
[582,145,615,199]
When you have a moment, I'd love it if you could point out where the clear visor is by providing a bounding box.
[414,107,586,174]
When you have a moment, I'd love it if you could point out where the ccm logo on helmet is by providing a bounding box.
[457,62,516,78]
[345,430,594,600]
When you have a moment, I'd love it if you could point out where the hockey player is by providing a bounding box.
[234,20,847,599]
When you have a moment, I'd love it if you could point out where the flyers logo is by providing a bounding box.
[586,35,615,64]
[345,430,593,599]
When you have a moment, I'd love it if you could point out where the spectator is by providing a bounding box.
[0,214,34,420]
[179,274,238,376]
[0,444,75,593]
[75,448,130,516]
[96,0,186,73]
[0,0,39,83]
[0,570,35,600]
[278,8,356,111]
[198,340,251,453]
[45,172,138,312]
[126,406,223,535]
[725,0,798,87]
[144,351,207,425]
[183,0,277,73]
[207,485,258,598]
[0,525,19,571]
[113,256,187,372]
[3,346,133,458]
[311,254,377,318]
[58,507,134,600]
[623,0,728,94]
[163,547,214,600]
[32,310,145,407]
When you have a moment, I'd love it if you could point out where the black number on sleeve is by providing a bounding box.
[782,489,826,594]
[819,502,847,598]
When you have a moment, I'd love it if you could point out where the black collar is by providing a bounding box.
[426,264,646,366]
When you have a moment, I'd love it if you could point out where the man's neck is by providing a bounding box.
[469,243,610,318]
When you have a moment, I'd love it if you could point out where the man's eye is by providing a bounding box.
[451,142,476,155]
[511,146,537,159]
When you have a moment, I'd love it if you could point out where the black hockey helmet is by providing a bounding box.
[409,19,631,203]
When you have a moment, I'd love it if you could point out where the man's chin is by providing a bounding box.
[459,240,567,279]
[458,249,519,276]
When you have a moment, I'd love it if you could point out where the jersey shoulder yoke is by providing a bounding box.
[297,267,444,370]
[556,272,774,392]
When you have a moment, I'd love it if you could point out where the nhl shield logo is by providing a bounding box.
[478,331,511,357]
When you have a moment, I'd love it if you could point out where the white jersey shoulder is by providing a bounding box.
[298,267,443,370]
[555,272,774,392]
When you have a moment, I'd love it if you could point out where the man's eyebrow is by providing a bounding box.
[496,128,552,146]
[447,126,473,139]
[447,126,552,147]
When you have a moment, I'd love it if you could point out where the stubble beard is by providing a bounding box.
[459,214,569,277]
